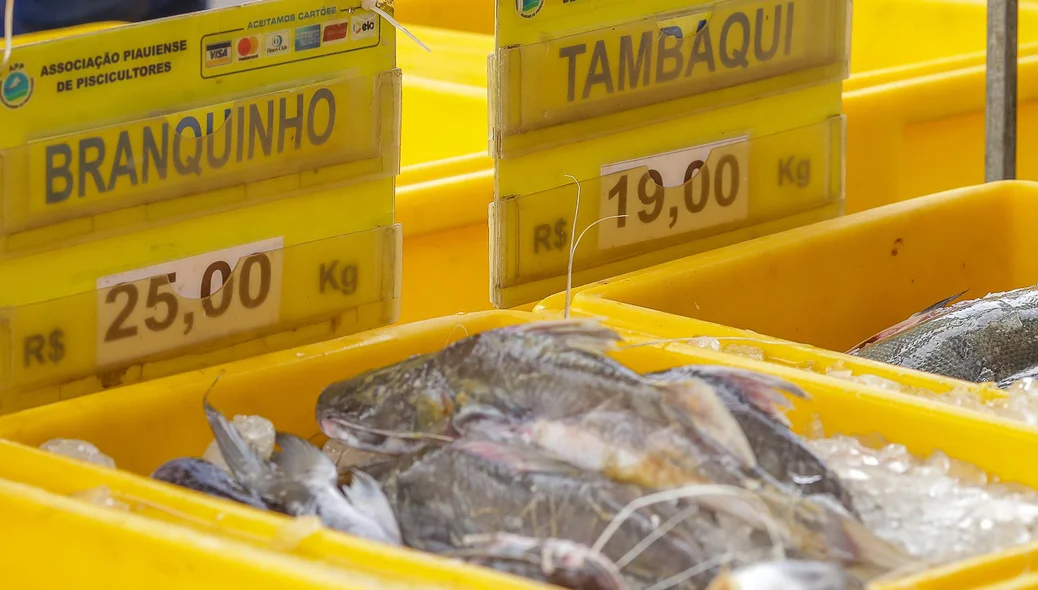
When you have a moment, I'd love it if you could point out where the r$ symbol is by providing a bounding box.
[533,218,568,254]
[23,328,65,368]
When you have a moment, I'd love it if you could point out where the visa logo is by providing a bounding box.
[204,40,232,67]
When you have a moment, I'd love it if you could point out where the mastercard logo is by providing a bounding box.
[237,35,261,60]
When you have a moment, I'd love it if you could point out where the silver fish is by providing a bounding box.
[204,399,401,545]
[850,286,1038,384]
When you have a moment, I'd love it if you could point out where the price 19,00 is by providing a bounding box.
[597,139,750,251]
[606,154,740,230]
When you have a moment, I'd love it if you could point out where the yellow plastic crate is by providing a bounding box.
[543,180,1038,406]
[0,475,431,590]
[0,310,1036,588]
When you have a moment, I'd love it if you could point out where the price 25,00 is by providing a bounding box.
[103,253,274,343]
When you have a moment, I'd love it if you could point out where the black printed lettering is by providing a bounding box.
[560,44,588,102]
[45,144,73,204]
[618,32,652,91]
[582,39,614,99]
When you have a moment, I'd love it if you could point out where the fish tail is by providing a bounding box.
[654,380,759,469]
[203,399,267,486]
[343,470,402,545]
[786,493,913,570]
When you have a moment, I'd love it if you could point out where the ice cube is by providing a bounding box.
[203,414,275,473]
[687,337,721,352]
[723,344,765,361]
[40,438,116,468]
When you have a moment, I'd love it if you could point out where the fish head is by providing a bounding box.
[316,354,456,455]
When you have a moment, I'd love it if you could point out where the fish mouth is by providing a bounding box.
[319,416,453,455]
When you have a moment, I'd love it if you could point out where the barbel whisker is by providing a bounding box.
[591,484,785,562]
[564,174,629,320]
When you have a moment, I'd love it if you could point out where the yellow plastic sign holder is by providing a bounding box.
[489,0,850,309]
[0,0,407,408]
[0,0,399,257]
[0,221,402,413]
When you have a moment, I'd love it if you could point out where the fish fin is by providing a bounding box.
[836,513,915,570]
[273,432,338,487]
[655,380,758,469]
[509,318,621,355]
[794,495,913,570]
[457,439,581,475]
[654,365,806,427]
[203,399,268,486]
[343,470,401,545]
[847,289,968,354]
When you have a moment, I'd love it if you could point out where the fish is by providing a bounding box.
[317,320,757,471]
[391,439,772,590]
[319,320,909,570]
[150,457,269,510]
[849,286,1038,384]
[705,560,856,590]
[646,366,858,517]
[203,398,402,545]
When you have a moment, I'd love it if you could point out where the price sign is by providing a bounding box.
[598,138,750,250]
[95,239,284,366]
[0,224,402,408]
[0,0,401,254]
[490,0,850,308]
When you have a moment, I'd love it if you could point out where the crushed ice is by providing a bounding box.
[809,434,1038,562]
[40,438,116,468]
[203,414,276,473]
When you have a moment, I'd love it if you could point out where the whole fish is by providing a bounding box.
[646,366,858,517]
[317,320,758,475]
[151,457,269,510]
[391,438,771,590]
[203,399,402,545]
[318,320,906,570]
[850,287,1038,384]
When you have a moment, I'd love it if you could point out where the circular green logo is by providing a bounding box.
[517,0,544,18]
[1,70,33,109]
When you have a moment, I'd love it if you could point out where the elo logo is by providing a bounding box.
[351,13,377,39]
[265,30,290,56]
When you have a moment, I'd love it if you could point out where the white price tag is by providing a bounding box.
[96,238,285,366]
[597,137,751,250]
